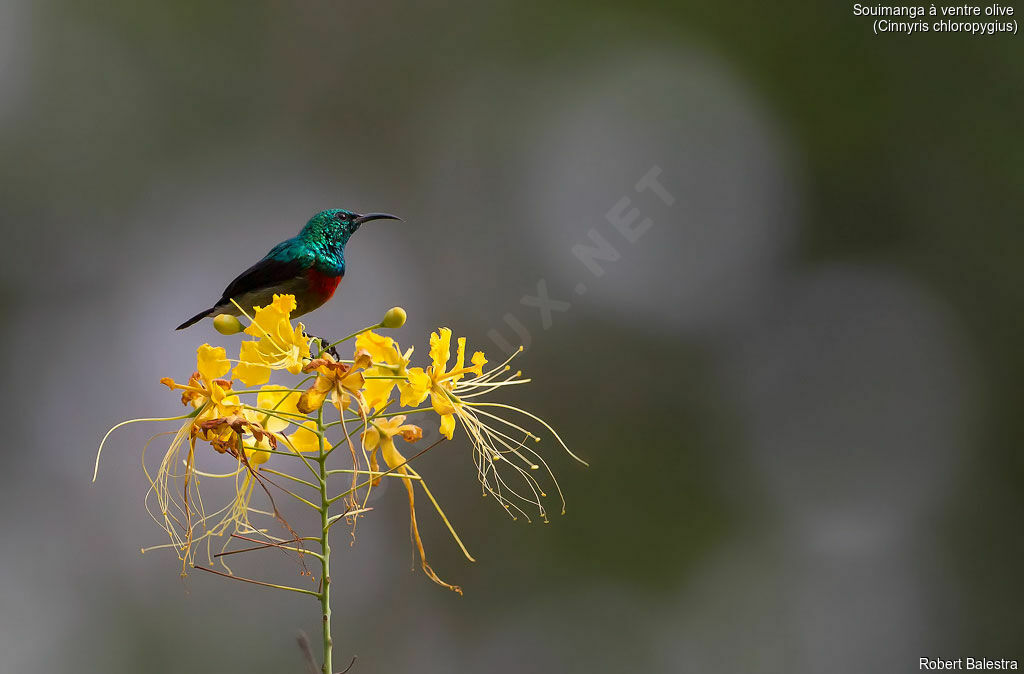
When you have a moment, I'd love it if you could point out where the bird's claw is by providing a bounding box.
[306,333,340,359]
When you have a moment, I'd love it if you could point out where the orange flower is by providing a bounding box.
[297,351,372,414]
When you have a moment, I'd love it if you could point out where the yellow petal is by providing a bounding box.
[270,293,298,315]
[287,421,324,454]
[256,385,305,433]
[256,385,302,415]
[469,351,487,376]
[362,372,396,411]
[380,435,408,472]
[244,294,297,340]
[197,344,230,381]
[283,350,307,375]
[356,330,398,365]
[213,383,241,413]
[429,328,452,372]
[245,437,272,467]
[340,369,365,393]
[241,406,261,424]
[372,415,404,438]
[439,413,455,440]
[234,341,271,386]
[208,379,230,402]
[286,321,312,370]
[248,323,310,376]
[398,368,431,407]
[451,337,466,380]
[351,348,373,371]
[297,375,332,414]
[330,389,354,412]
[430,389,457,417]
[363,426,381,451]
[295,320,309,341]
[244,306,286,339]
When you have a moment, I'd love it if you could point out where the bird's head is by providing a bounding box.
[303,208,402,247]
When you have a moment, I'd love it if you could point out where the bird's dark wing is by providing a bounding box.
[218,242,315,303]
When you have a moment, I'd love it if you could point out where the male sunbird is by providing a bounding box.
[176,208,400,330]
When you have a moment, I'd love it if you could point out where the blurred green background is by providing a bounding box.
[1,1,1021,672]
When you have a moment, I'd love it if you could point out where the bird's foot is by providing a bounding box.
[305,333,340,359]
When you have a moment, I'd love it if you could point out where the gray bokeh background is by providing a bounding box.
[1,2,1021,672]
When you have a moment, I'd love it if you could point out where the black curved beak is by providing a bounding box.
[353,212,402,226]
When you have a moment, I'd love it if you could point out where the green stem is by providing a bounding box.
[261,467,319,490]
[325,322,384,352]
[316,404,333,674]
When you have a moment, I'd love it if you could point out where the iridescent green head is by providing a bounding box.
[300,208,401,247]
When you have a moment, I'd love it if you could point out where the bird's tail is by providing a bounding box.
[176,307,215,330]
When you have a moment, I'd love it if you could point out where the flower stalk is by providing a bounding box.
[316,403,334,674]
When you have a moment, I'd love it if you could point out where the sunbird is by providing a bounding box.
[176,208,400,330]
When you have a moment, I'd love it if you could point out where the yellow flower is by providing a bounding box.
[161,344,246,446]
[233,342,271,386]
[403,328,486,439]
[160,345,291,462]
[363,415,422,484]
[196,342,231,380]
[363,416,466,594]
[161,344,234,406]
[398,331,589,523]
[144,347,287,574]
[161,354,306,466]
[233,294,312,386]
[296,351,371,414]
[356,330,423,410]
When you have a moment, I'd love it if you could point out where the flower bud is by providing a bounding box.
[213,313,244,335]
[382,306,407,329]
